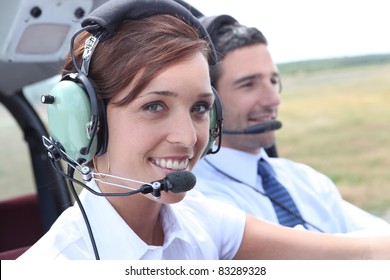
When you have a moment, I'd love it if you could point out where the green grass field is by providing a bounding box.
[277,63,390,216]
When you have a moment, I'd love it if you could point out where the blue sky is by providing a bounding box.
[186,0,390,63]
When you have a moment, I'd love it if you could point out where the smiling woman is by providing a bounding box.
[18,0,237,260]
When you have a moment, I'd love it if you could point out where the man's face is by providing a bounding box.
[216,44,281,154]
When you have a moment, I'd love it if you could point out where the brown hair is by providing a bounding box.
[63,14,211,106]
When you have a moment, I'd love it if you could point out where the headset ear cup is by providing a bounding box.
[202,87,223,157]
[46,78,98,164]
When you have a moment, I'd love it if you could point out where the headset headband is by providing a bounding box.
[81,0,217,65]
[200,14,238,44]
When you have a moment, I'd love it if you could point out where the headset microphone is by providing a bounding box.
[146,171,196,198]
[140,171,196,198]
[79,167,196,199]
[223,120,282,135]
[160,171,196,193]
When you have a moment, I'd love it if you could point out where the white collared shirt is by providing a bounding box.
[193,147,390,234]
[19,180,245,260]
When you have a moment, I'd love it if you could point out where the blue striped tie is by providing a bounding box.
[257,158,304,228]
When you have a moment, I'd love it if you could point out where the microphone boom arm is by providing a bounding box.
[223,120,282,135]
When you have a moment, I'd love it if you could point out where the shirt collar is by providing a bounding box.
[204,147,270,187]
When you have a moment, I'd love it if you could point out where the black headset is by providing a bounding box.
[43,0,223,165]
[199,15,238,46]
[198,14,238,89]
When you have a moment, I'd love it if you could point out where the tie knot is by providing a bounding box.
[257,158,275,178]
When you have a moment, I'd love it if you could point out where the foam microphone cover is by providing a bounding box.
[166,171,196,193]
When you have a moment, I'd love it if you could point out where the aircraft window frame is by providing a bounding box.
[0,75,60,200]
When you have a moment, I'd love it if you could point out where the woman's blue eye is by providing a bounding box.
[192,103,211,114]
[144,103,163,112]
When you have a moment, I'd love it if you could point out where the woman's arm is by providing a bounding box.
[235,215,389,259]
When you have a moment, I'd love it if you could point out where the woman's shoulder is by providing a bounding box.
[18,205,90,260]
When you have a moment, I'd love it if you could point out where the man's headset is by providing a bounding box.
[200,15,238,47]
[42,0,223,165]
[199,14,238,89]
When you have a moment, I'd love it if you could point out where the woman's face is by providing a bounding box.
[103,52,213,203]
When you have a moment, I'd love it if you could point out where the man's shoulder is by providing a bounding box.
[269,156,325,175]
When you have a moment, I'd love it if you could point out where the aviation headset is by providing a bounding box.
[200,15,238,46]
[43,0,223,165]
[199,14,238,89]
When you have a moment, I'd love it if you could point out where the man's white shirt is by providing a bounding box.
[193,147,390,234]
